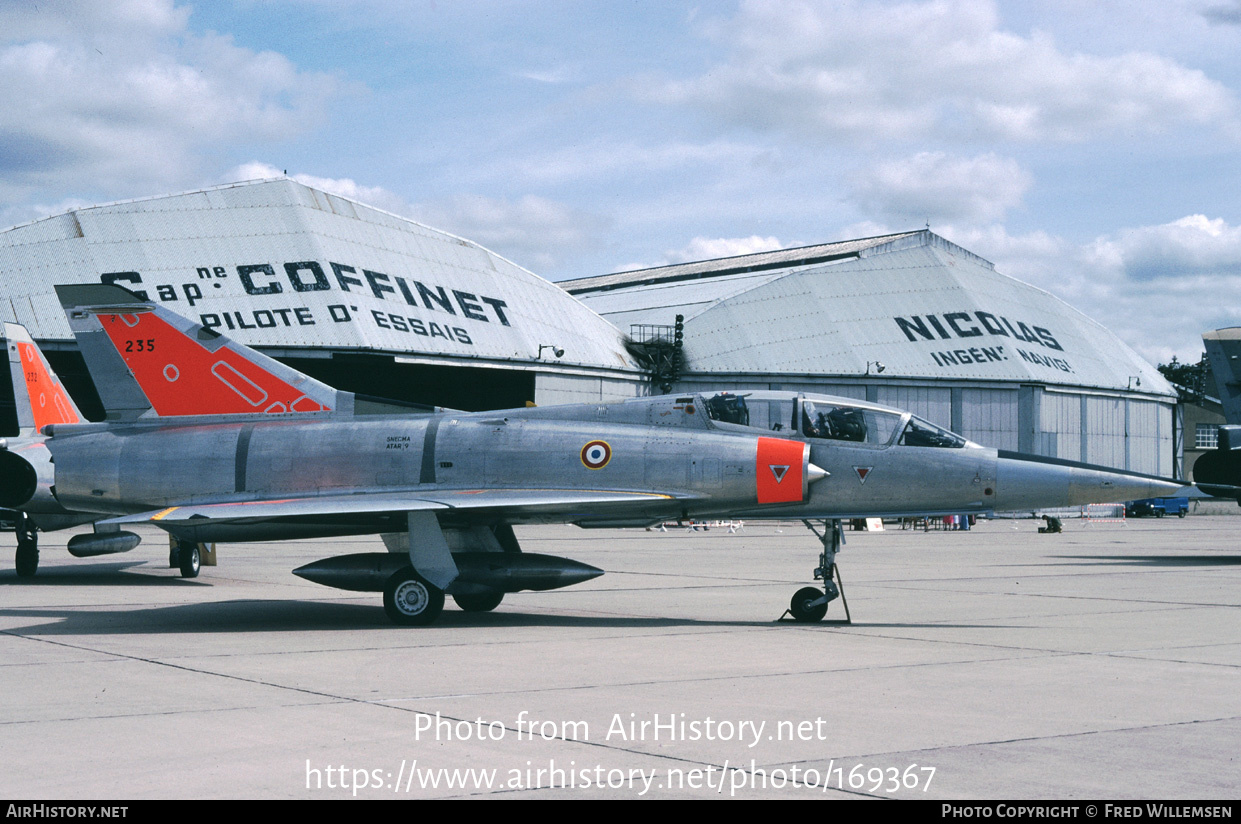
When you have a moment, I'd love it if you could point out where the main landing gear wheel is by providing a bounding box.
[384,568,445,626]
[177,541,201,578]
[15,515,38,578]
[15,540,38,578]
[453,591,504,612]
[789,587,828,623]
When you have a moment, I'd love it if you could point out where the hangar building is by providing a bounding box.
[563,231,1179,476]
[0,178,641,425]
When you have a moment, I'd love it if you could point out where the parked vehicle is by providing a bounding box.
[1125,497,1189,518]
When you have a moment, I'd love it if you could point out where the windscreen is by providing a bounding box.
[899,416,967,448]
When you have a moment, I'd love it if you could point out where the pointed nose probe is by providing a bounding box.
[992,450,1188,511]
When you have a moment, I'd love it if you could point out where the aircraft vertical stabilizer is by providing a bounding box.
[5,322,83,434]
[1189,328,1241,502]
[54,284,352,420]
[1203,327,1241,424]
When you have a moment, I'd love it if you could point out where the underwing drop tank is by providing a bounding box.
[293,552,604,594]
[66,531,142,557]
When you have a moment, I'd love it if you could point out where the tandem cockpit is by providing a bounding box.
[701,391,973,450]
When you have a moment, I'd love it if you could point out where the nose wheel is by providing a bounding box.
[789,587,829,622]
[781,519,852,624]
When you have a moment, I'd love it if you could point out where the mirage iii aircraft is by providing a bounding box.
[0,284,1187,625]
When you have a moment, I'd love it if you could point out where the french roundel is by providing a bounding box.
[581,440,612,469]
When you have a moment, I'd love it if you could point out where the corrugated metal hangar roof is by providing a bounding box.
[562,231,935,294]
[0,178,636,376]
[567,230,1174,398]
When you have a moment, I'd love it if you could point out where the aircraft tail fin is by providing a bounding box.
[1192,424,1241,502]
[5,322,84,434]
[55,284,351,421]
[1203,327,1241,425]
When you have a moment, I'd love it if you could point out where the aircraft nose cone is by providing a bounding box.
[807,463,829,484]
[993,450,1188,512]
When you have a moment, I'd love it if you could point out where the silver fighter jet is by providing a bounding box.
[1,285,1187,625]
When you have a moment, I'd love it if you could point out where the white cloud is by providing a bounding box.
[0,1,339,203]
[483,140,778,187]
[849,152,1032,223]
[617,235,786,271]
[0,0,190,42]
[516,64,583,84]
[671,235,785,262]
[1087,215,1241,281]
[649,0,1237,143]
[836,220,901,240]
[411,194,610,274]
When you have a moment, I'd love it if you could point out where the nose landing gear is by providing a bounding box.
[781,519,852,624]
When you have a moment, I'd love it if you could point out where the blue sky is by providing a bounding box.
[4,0,1241,366]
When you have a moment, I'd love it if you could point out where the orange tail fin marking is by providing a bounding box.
[97,313,331,416]
[17,342,81,429]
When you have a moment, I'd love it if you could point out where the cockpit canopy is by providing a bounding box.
[704,392,749,426]
[801,399,898,445]
[702,391,968,449]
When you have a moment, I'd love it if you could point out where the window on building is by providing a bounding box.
[1196,423,1219,450]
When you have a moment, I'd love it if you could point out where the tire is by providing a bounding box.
[383,569,445,626]
[453,590,504,612]
[790,586,828,623]
[1178,510,1186,518]
[178,542,201,578]
[15,542,38,578]
[1155,510,1164,518]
